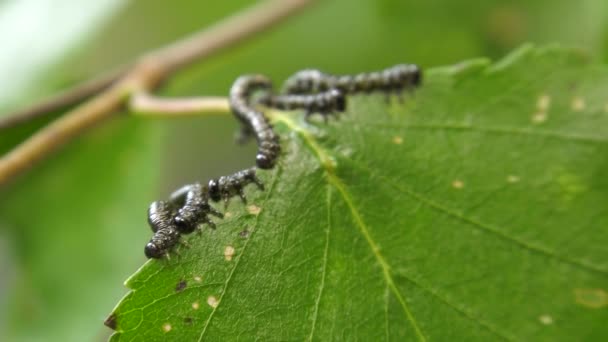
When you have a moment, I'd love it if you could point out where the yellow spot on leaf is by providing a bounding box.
[224,211,233,219]
[162,323,172,333]
[193,276,202,283]
[452,180,464,189]
[531,111,547,124]
[574,288,608,309]
[539,314,553,325]
[392,136,403,145]
[207,296,219,308]
[224,245,235,261]
[507,175,520,183]
[192,301,200,310]
[247,205,261,215]
[571,97,586,112]
[537,94,551,111]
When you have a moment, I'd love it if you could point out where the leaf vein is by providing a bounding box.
[197,166,283,341]
[307,184,332,341]
[354,121,608,144]
[275,113,427,341]
[351,161,608,276]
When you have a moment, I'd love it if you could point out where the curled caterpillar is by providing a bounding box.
[208,167,264,208]
[171,183,224,234]
[144,168,266,258]
[257,88,346,121]
[145,201,181,259]
[282,64,422,96]
[143,63,424,260]
[229,74,280,169]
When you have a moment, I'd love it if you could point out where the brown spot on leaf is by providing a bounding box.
[175,280,187,292]
[239,229,250,238]
[184,317,193,325]
[104,314,117,330]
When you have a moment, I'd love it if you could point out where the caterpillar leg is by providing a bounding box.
[396,89,405,103]
[237,187,247,204]
[249,174,264,191]
[209,206,224,218]
[203,217,217,229]
[222,197,232,210]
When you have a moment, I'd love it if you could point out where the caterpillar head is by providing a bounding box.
[144,242,163,259]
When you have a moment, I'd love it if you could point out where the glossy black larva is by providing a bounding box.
[145,200,181,259]
[142,63,424,260]
[257,88,346,121]
[171,183,224,234]
[282,64,422,97]
[229,74,281,169]
[208,167,264,208]
[144,168,266,259]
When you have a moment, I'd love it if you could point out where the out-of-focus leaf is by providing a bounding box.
[0,0,126,111]
[0,117,163,342]
[108,46,608,340]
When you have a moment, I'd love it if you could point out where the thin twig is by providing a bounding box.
[130,92,230,116]
[0,0,314,186]
[0,67,127,129]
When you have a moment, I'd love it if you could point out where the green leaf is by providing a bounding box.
[0,118,163,342]
[109,45,608,341]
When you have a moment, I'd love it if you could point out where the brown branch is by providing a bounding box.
[130,92,230,116]
[0,0,314,186]
[0,67,127,129]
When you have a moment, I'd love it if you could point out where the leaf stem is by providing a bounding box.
[130,93,230,117]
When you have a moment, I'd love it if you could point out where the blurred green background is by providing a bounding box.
[0,0,607,341]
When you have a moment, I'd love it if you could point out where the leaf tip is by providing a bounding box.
[104,313,118,331]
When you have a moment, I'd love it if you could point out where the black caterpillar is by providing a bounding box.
[144,63,422,259]
[208,167,264,208]
[229,74,281,170]
[257,88,346,121]
[172,183,224,233]
[282,64,422,97]
[145,201,180,259]
[145,167,264,259]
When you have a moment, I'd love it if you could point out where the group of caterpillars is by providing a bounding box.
[144,63,422,259]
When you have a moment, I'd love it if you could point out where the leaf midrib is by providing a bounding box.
[274,113,427,342]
